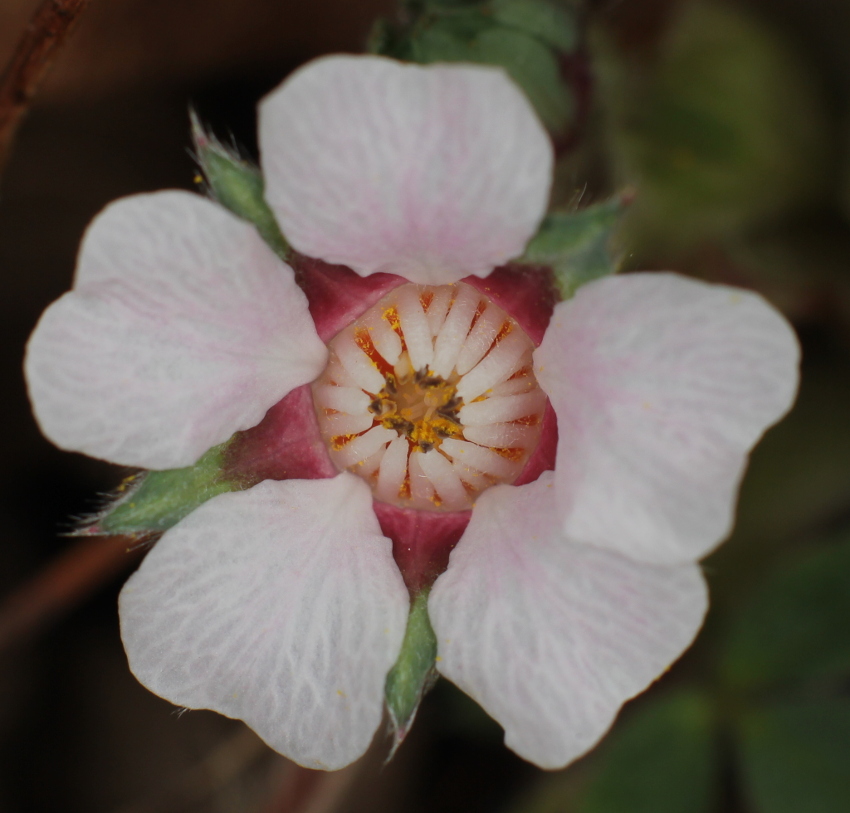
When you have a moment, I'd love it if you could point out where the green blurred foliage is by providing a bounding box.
[709,346,850,592]
[721,534,850,693]
[737,700,850,813]
[506,531,850,813]
[721,219,850,321]
[370,0,578,136]
[575,690,719,813]
[595,0,832,255]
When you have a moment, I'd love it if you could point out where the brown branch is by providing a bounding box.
[263,762,365,813]
[113,727,275,813]
[0,0,93,177]
[0,535,140,652]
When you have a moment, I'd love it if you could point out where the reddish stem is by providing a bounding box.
[0,535,140,652]
[0,0,93,177]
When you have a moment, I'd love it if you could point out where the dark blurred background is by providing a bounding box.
[1,0,849,811]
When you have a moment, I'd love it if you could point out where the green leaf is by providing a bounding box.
[96,444,242,536]
[190,113,289,260]
[720,534,850,692]
[596,1,831,251]
[737,699,850,813]
[367,18,415,60]
[370,1,577,135]
[411,23,573,135]
[576,689,718,813]
[420,0,483,9]
[521,197,626,298]
[385,588,438,751]
[490,0,578,52]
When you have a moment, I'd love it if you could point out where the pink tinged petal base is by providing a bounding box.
[224,384,337,485]
[355,401,555,595]
[25,191,327,470]
[534,273,800,565]
[372,502,471,595]
[260,56,553,285]
[224,378,473,595]
[429,473,707,769]
[119,475,409,770]
[293,254,404,342]
[464,264,559,347]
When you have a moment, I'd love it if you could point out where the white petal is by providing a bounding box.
[409,450,436,504]
[431,283,482,377]
[417,449,469,511]
[260,56,552,284]
[395,285,433,372]
[429,474,707,769]
[331,425,396,469]
[439,438,521,480]
[461,422,538,448]
[363,310,403,366]
[25,191,327,470]
[119,475,409,770]
[321,411,375,436]
[455,328,529,402]
[426,286,454,337]
[313,385,371,415]
[535,273,800,564]
[458,390,547,426]
[455,303,506,376]
[334,332,386,393]
[376,436,410,503]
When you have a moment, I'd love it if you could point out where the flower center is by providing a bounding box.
[312,282,546,511]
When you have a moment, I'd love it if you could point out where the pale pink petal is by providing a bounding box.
[429,474,707,769]
[534,273,799,564]
[119,474,409,770]
[259,56,552,284]
[25,191,327,470]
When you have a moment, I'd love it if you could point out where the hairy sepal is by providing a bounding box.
[520,194,629,299]
[385,587,439,756]
[88,443,243,538]
[190,111,289,260]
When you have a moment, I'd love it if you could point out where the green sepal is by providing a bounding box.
[385,587,438,753]
[576,689,719,813]
[720,533,850,693]
[736,699,850,813]
[94,443,243,537]
[190,112,289,260]
[520,195,628,299]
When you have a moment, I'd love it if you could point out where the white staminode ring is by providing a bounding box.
[312,282,547,512]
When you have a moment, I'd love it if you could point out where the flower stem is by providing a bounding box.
[0,535,140,653]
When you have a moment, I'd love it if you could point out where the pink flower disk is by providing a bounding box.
[313,282,546,511]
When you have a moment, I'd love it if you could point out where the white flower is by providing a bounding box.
[24,55,799,770]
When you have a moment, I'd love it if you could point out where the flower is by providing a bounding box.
[24,55,799,771]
